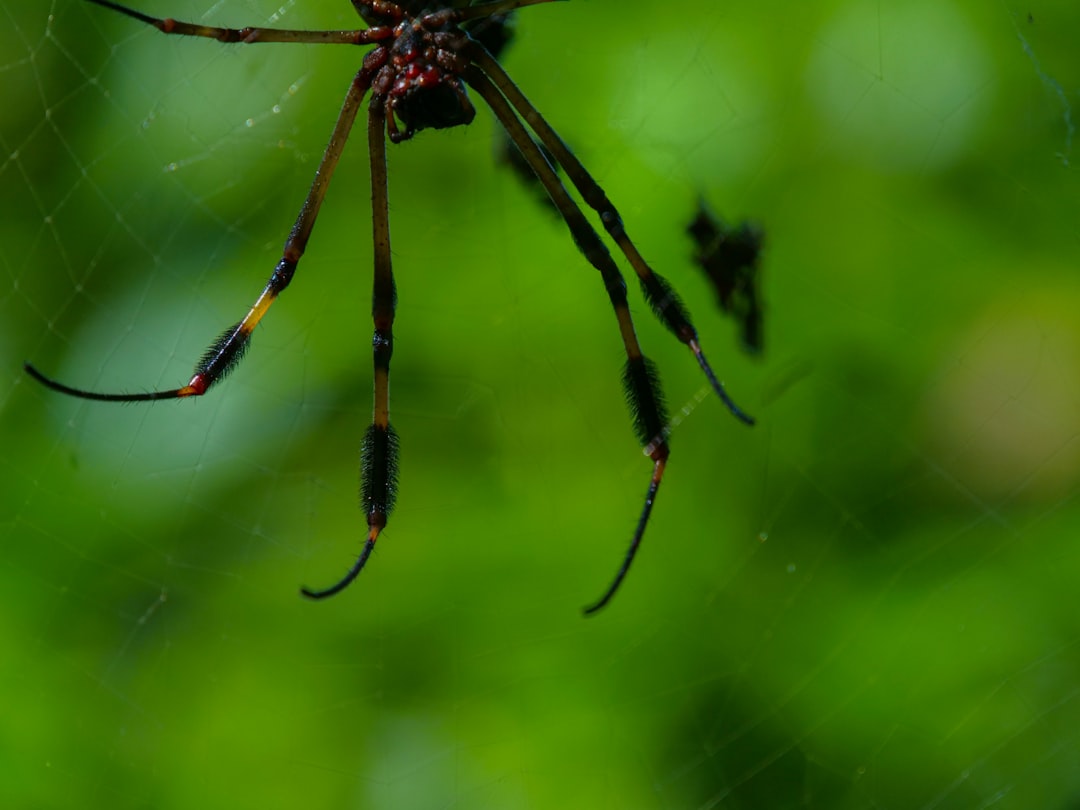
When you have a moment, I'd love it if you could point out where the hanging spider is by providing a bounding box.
[688,200,765,355]
[25,0,754,614]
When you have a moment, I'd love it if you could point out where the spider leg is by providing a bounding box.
[585,449,667,615]
[450,0,564,24]
[464,66,669,615]
[86,0,393,46]
[26,56,383,404]
[468,46,754,427]
[301,96,399,601]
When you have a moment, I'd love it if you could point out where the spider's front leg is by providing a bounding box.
[25,61,379,407]
[86,0,394,46]
[300,96,399,600]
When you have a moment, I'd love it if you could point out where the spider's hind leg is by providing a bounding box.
[582,357,671,615]
[465,65,672,614]
[468,45,754,427]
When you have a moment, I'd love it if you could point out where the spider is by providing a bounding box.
[25,0,754,614]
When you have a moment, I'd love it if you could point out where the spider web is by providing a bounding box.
[2,0,1079,807]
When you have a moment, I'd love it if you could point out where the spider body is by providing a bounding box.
[380,17,475,140]
[26,0,754,614]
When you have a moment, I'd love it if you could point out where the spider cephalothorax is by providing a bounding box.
[376,11,476,141]
[26,0,753,614]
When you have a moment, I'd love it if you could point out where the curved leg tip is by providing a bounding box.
[582,596,611,617]
[299,536,377,601]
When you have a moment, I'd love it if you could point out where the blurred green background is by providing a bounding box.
[2,0,1079,807]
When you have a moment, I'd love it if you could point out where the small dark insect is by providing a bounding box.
[688,201,765,355]
[25,0,753,614]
